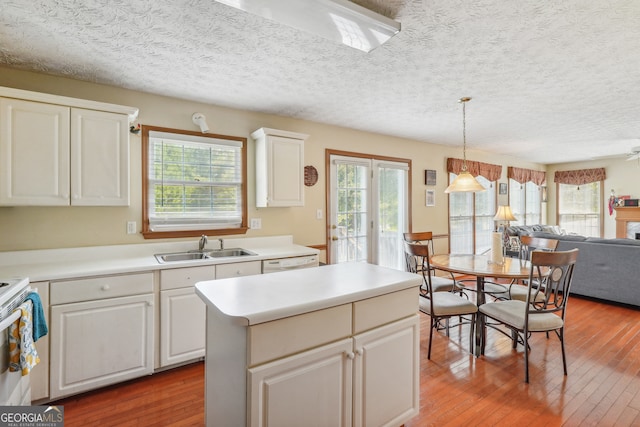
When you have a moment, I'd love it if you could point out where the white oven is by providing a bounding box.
[0,277,32,405]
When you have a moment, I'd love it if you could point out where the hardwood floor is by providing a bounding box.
[52,294,640,426]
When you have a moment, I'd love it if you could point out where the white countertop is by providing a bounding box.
[195,262,421,325]
[0,235,319,282]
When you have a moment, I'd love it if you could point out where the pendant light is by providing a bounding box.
[445,97,486,193]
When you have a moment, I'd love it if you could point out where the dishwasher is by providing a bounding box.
[262,255,319,273]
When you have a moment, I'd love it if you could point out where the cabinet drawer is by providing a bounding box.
[248,304,352,367]
[160,265,215,291]
[51,272,153,305]
[216,261,261,279]
[353,288,418,334]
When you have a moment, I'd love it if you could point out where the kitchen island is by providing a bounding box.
[195,262,421,427]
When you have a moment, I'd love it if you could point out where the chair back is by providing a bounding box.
[519,235,559,261]
[403,231,433,242]
[404,241,434,296]
[527,248,579,316]
[403,231,434,252]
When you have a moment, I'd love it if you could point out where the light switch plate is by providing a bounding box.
[250,218,262,229]
[126,221,137,234]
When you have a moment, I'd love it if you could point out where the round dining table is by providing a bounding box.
[430,253,533,356]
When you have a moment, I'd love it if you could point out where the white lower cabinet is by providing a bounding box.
[49,273,153,399]
[352,315,420,427]
[249,339,354,427]
[159,262,259,367]
[159,266,215,367]
[242,288,420,427]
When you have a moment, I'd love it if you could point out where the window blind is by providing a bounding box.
[148,132,243,231]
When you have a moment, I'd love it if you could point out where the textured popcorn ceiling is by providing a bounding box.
[2,0,640,164]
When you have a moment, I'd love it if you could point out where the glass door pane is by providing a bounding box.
[332,158,370,264]
[375,161,408,270]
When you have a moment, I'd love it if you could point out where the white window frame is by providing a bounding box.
[557,181,603,237]
[509,180,542,225]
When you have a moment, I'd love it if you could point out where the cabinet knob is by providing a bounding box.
[101,284,110,291]
[345,352,355,360]
[356,348,364,356]
[236,270,242,275]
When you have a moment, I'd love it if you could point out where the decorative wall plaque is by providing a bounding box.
[425,170,436,186]
[304,165,318,186]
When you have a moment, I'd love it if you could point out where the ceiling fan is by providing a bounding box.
[626,146,640,161]
[590,144,640,161]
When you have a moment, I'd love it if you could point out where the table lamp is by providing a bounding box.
[493,205,517,261]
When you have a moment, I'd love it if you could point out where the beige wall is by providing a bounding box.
[1,66,545,252]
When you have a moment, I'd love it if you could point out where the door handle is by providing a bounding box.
[331,236,339,241]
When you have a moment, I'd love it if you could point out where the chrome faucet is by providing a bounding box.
[218,238,224,250]
[198,235,208,251]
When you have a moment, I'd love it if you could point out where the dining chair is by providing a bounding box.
[506,235,559,302]
[402,232,465,294]
[404,241,478,359]
[479,248,579,382]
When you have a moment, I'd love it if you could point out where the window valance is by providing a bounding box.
[553,167,606,185]
[507,166,546,185]
[447,158,502,182]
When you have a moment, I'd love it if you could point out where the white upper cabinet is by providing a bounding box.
[0,98,70,206]
[252,127,308,207]
[71,108,130,206]
[0,86,138,206]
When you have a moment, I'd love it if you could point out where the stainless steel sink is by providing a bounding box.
[155,252,209,263]
[207,248,256,258]
[155,248,256,263]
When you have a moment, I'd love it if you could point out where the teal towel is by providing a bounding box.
[25,292,48,342]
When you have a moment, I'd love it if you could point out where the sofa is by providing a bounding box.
[505,225,640,307]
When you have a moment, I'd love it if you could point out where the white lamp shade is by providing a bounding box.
[444,171,486,193]
[494,205,516,221]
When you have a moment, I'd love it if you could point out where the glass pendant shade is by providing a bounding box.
[445,170,485,193]
[445,97,486,193]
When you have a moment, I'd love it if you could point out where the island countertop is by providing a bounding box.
[195,262,421,325]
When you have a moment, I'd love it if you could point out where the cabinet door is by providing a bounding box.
[160,288,206,367]
[0,98,70,205]
[248,338,353,427]
[256,135,304,207]
[353,315,420,427]
[70,108,129,206]
[50,293,154,399]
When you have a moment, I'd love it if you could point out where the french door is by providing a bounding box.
[328,152,409,270]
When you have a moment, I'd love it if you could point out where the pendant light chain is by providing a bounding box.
[462,98,468,171]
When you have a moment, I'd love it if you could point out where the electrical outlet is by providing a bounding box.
[126,221,137,234]
[250,218,262,229]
